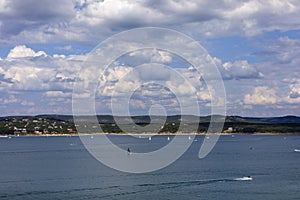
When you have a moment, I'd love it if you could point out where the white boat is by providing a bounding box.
[0,135,8,138]
[294,149,300,152]
[234,176,253,181]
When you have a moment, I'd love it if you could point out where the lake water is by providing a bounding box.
[0,135,299,200]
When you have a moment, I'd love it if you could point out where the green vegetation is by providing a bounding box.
[0,116,76,135]
[0,115,300,135]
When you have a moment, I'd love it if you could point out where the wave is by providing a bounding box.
[137,176,252,188]
[1,185,120,199]
[1,177,253,199]
[0,148,84,154]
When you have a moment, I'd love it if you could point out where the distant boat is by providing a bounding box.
[167,136,170,141]
[234,176,253,181]
[294,149,300,152]
[188,136,191,140]
[0,135,8,138]
[127,147,132,155]
[149,137,152,141]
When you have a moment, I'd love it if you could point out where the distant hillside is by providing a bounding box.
[225,115,300,124]
[1,114,300,135]
[36,114,300,124]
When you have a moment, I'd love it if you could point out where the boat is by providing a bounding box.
[294,149,300,152]
[234,176,253,181]
[127,147,132,155]
[0,135,8,138]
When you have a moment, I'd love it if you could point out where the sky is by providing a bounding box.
[0,0,300,117]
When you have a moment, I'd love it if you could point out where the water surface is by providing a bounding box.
[0,135,299,199]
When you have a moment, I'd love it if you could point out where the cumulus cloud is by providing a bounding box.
[258,37,300,66]
[44,91,71,98]
[0,95,18,104]
[213,58,263,80]
[1,0,300,43]
[7,45,47,59]
[222,60,263,79]
[251,36,300,92]
[96,64,202,98]
[244,86,277,105]
[285,80,300,103]
[0,46,83,93]
[240,79,300,108]
[1,43,266,115]
[0,0,74,37]
[127,49,173,65]
[0,37,298,116]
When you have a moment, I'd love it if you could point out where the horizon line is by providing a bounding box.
[1,114,299,118]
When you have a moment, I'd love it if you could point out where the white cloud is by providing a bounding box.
[244,86,277,105]
[105,66,133,82]
[128,49,173,64]
[212,58,264,80]
[285,80,300,103]
[7,45,47,59]
[222,60,263,79]
[252,36,300,89]
[0,37,299,116]
[1,0,300,43]
[96,64,202,99]
[0,95,18,104]
[20,100,35,106]
[56,45,72,51]
[4,66,46,90]
[0,46,84,96]
[197,89,211,102]
[44,91,71,98]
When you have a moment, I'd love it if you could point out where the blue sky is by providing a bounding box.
[0,0,300,117]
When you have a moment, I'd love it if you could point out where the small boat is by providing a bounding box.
[0,135,8,138]
[294,149,300,152]
[149,137,152,141]
[234,176,253,181]
[167,136,170,141]
[127,147,132,155]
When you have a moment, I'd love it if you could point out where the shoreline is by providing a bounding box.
[1,132,300,137]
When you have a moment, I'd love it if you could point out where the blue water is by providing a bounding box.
[0,135,299,200]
